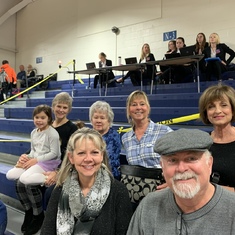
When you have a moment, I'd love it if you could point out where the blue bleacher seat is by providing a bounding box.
[26,93,201,108]
[4,106,200,124]
[0,118,34,134]
[0,164,18,199]
[0,141,30,156]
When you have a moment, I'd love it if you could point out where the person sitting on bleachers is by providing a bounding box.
[26,64,37,87]
[89,101,121,180]
[203,32,235,81]
[116,43,156,86]
[192,33,209,75]
[0,200,7,235]
[120,90,172,210]
[5,94,83,231]
[127,129,235,235]
[17,65,26,88]
[27,64,35,78]
[158,40,177,83]
[93,52,115,89]
[199,84,235,192]
[41,127,133,235]
[159,37,192,84]
[6,105,61,235]
[43,92,83,207]
[166,40,177,54]
[194,32,208,55]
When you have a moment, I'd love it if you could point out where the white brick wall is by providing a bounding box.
[2,0,234,80]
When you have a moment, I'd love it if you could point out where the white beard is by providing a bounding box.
[172,172,200,199]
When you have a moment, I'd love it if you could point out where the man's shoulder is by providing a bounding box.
[219,185,235,202]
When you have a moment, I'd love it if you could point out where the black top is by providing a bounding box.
[17,70,26,80]
[210,141,235,187]
[193,42,209,54]
[139,53,156,77]
[27,70,36,78]
[40,179,133,235]
[54,120,78,161]
[203,43,235,65]
[98,59,115,80]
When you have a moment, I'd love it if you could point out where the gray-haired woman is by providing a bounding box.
[89,101,121,179]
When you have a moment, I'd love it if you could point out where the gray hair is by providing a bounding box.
[89,101,114,125]
[52,92,73,112]
[56,127,112,187]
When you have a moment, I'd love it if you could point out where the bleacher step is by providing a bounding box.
[28,90,46,98]
[0,109,3,118]
[0,153,19,166]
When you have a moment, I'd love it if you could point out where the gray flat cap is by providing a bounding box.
[154,128,213,155]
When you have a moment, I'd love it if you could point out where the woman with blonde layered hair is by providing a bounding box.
[116,43,156,86]
[120,90,172,208]
[41,127,133,235]
[203,33,235,80]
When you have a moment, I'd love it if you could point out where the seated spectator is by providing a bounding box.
[43,92,82,207]
[166,40,177,54]
[0,200,7,235]
[89,101,121,179]
[203,33,235,81]
[159,37,192,84]
[9,93,82,235]
[199,84,235,191]
[0,60,17,98]
[193,33,209,74]
[27,64,36,78]
[159,40,177,79]
[6,105,61,235]
[41,127,133,235]
[176,36,186,52]
[120,90,172,209]
[116,43,156,86]
[127,129,235,235]
[194,32,208,55]
[93,52,115,89]
[26,64,37,87]
[17,65,27,88]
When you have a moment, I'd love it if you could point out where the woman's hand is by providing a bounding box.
[44,171,57,186]
[156,182,168,190]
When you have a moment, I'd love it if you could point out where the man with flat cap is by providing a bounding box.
[127,129,235,235]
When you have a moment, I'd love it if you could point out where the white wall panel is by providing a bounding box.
[12,0,235,80]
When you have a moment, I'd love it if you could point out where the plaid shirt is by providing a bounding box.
[122,120,172,168]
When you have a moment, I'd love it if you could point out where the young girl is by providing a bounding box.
[6,104,61,185]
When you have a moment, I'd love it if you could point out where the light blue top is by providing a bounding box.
[122,120,172,168]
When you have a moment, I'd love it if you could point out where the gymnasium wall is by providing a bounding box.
[0,15,17,69]
[12,0,235,80]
